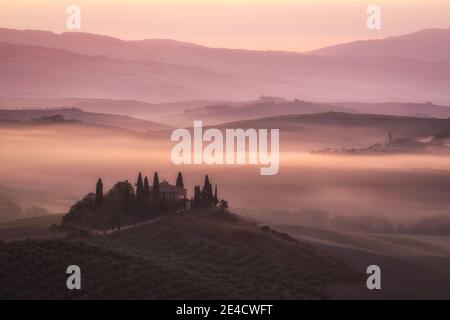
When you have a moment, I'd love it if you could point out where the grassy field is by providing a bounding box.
[4,211,450,299]
[0,214,65,241]
[275,224,450,299]
[275,224,450,258]
[0,210,357,299]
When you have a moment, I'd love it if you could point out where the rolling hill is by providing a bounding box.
[221,112,450,134]
[0,97,230,123]
[216,112,450,151]
[333,102,450,119]
[1,28,450,104]
[275,224,450,299]
[2,97,450,127]
[307,29,450,62]
[0,210,357,299]
[0,108,169,132]
[0,214,64,241]
[162,99,450,127]
[0,41,229,103]
[162,99,352,126]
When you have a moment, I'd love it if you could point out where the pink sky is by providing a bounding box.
[1,0,450,51]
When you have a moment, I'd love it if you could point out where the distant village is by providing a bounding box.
[0,107,83,124]
[62,172,229,231]
[312,132,449,155]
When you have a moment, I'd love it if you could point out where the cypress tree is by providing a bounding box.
[95,178,104,208]
[136,172,144,213]
[194,186,201,207]
[203,174,210,193]
[202,174,213,206]
[214,185,218,205]
[209,183,213,202]
[143,176,150,198]
[176,172,184,188]
[136,173,143,193]
[123,180,132,226]
[142,176,150,217]
[153,172,160,210]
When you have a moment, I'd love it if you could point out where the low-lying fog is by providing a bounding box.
[1,123,449,228]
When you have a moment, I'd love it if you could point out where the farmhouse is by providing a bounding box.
[149,180,186,203]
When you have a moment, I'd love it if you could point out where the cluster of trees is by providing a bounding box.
[192,174,229,212]
[133,171,176,223]
[63,172,229,230]
[64,171,183,230]
[193,174,217,208]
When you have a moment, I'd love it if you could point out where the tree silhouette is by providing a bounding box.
[219,200,229,213]
[214,185,218,205]
[202,174,214,206]
[143,176,150,199]
[142,176,151,217]
[153,172,160,211]
[176,172,184,189]
[62,171,225,229]
[108,180,135,230]
[135,172,144,220]
[95,178,104,209]
[203,174,210,194]
[124,180,135,225]
[194,186,201,207]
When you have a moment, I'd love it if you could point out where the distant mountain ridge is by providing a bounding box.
[1,28,450,104]
[2,28,450,62]
[307,29,450,62]
[2,97,450,128]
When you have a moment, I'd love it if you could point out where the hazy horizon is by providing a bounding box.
[2,0,450,52]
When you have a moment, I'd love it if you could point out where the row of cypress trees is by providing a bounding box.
[135,172,163,216]
[193,174,218,208]
[94,172,163,212]
[95,171,222,216]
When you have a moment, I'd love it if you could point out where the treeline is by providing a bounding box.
[192,174,228,212]
[62,172,229,230]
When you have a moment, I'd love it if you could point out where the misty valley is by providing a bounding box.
[170,121,280,175]
[1,23,450,301]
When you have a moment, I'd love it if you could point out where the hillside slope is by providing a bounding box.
[221,112,450,137]
[1,29,450,104]
[0,211,356,299]
[275,224,450,299]
[307,29,450,62]
[163,100,450,127]
[216,112,450,151]
[163,100,354,126]
[0,108,169,132]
